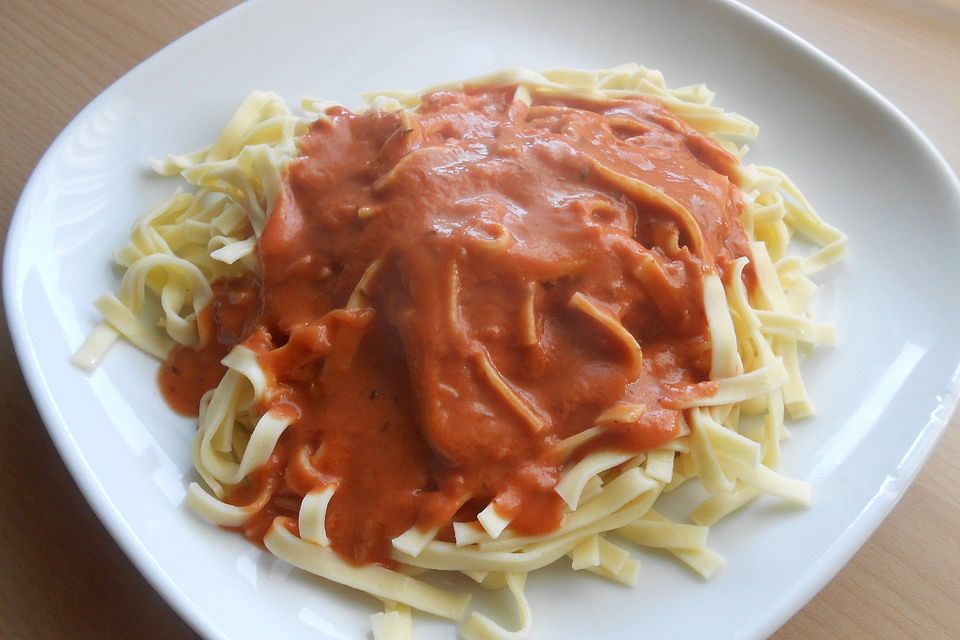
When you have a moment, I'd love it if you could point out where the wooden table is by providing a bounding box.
[1,1,958,637]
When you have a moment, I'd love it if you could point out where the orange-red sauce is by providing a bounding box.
[159,278,260,415]
[162,86,748,567]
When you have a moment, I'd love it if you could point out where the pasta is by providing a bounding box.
[74,64,845,639]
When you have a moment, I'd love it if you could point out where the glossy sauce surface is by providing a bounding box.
[164,86,747,567]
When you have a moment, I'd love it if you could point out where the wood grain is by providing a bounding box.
[0,1,957,638]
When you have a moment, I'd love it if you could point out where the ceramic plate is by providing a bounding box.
[6,0,960,638]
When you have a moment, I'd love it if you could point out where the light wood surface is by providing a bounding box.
[1,1,957,638]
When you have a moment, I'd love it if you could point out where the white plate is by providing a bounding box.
[6,0,960,638]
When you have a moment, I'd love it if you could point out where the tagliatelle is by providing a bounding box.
[75,64,845,640]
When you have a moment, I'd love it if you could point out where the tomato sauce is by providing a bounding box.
[162,86,748,567]
[159,277,260,415]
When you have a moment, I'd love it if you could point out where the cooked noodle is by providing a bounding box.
[75,65,845,640]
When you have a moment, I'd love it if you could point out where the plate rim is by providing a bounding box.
[4,1,960,639]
